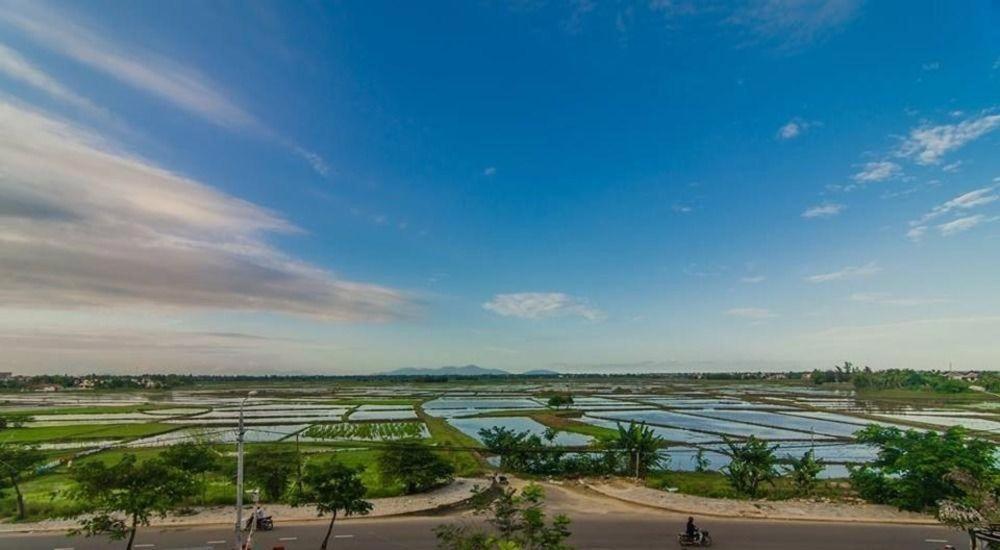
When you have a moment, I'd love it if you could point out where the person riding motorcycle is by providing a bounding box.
[685,517,700,542]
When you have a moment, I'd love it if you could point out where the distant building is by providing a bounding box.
[0,372,12,380]
[944,371,978,382]
[38,385,61,392]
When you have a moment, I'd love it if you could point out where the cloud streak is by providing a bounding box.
[805,262,881,283]
[897,113,1000,165]
[725,307,776,319]
[907,186,999,240]
[0,101,408,320]
[0,41,102,116]
[852,161,900,183]
[483,292,603,321]
[801,203,844,219]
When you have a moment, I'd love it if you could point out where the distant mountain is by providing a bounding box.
[521,369,560,376]
[380,364,511,377]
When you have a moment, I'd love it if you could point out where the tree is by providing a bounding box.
[546,395,574,410]
[694,449,710,473]
[0,442,46,519]
[160,442,218,504]
[936,469,1000,550]
[435,483,572,550]
[787,449,824,496]
[722,436,779,498]
[377,444,454,494]
[479,426,543,472]
[245,445,298,502]
[850,426,998,511]
[603,422,664,478]
[0,414,27,431]
[299,458,373,550]
[70,454,196,550]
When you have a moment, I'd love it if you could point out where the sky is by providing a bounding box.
[1,0,999,375]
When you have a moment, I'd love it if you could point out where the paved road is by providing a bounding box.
[1,484,959,550]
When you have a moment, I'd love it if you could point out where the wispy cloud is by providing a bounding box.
[849,292,948,307]
[937,214,999,237]
[0,41,101,115]
[897,113,1000,165]
[740,275,766,284]
[726,0,862,48]
[805,262,881,283]
[725,307,776,319]
[0,2,258,131]
[777,117,819,140]
[0,101,409,320]
[907,186,999,240]
[852,160,901,183]
[483,292,603,321]
[801,203,844,219]
[0,1,331,177]
[483,166,497,176]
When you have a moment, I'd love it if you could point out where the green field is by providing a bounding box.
[0,423,176,443]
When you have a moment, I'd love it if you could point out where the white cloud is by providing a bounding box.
[778,120,801,139]
[725,307,776,320]
[805,262,881,283]
[0,100,409,320]
[0,41,100,115]
[777,118,819,140]
[921,61,940,71]
[727,0,862,47]
[740,275,766,284]
[937,214,999,237]
[941,161,962,173]
[852,161,901,183]
[908,186,1000,240]
[0,2,259,131]
[483,292,603,321]
[906,225,927,242]
[801,203,844,219]
[897,114,1000,165]
[849,292,947,307]
[483,166,497,176]
[293,147,331,177]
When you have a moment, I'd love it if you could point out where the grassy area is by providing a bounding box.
[0,423,176,443]
[416,405,484,476]
[856,388,997,402]
[646,470,855,501]
[530,412,617,439]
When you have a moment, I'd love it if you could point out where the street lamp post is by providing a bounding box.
[234,390,257,550]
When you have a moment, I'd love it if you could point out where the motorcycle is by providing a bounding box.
[677,530,712,547]
[245,515,274,531]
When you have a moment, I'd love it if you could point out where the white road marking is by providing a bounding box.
[206,542,227,545]
[278,537,298,541]
[133,545,155,548]
[334,534,355,538]
[925,539,949,543]
[53,547,75,550]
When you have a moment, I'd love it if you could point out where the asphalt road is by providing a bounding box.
[1,484,959,550]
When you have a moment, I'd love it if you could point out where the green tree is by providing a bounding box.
[787,449,824,496]
[70,454,196,550]
[722,436,779,498]
[479,426,543,472]
[245,445,298,502]
[160,442,218,504]
[435,483,572,550]
[851,426,998,511]
[546,395,574,410]
[299,458,373,550]
[603,422,664,478]
[694,449,710,473]
[0,442,46,519]
[377,444,454,494]
[936,469,1000,550]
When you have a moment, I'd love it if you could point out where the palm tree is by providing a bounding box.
[604,422,664,478]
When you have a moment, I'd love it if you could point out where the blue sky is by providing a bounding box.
[1,0,999,374]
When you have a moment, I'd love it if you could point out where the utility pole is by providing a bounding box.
[234,390,257,550]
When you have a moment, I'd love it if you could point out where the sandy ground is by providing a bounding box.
[583,478,937,524]
[0,477,481,533]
